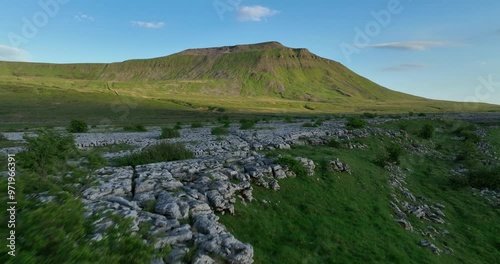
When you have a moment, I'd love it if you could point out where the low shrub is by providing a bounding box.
[277,156,308,177]
[123,124,147,132]
[302,122,315,128]
[217,115,230,122]
[375,143,404,166]
[191,122,203,128]
[466,166,500,189]
[173,122,182,130]
[67,119,88,133]
[240,119,255,130]
[304,104,315,110]
[113,142,194,167]
[362,112,377,119]
[314,120,323,127]
[160,128,180,139]
[346,117,367,130]
[211,127,229,136]
[420,123,435,139]
[18,129,79,176]
[327,138,342,148]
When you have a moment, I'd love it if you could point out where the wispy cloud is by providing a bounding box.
[74,12,94,22]
[237,5,279,22]
[0,45,29,61]
[131,21,165,29]
[382,64,428,72]
[358,41,454,51]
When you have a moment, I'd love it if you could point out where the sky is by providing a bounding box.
[1,0,499,105]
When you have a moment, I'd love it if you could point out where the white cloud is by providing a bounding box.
[131,21,165,29]
[0,45,29,61]
[382,64,428,72]
[237,5,279,22]
[75,12,94,22]
[357,41,454,51]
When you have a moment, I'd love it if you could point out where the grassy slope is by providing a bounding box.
[219,119,499,263]
[1,42,499,124]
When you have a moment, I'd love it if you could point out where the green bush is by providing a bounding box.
[173,121,182,130]
[277,156,308,177]
[67,119,88,133]
[18,129,79,176]
[304,104,315,110]
[375,143,404,166]
[218,115,230,122]
[467,166,500,189]
[240,119,255,130]
[160,127,180,139]
[327,138,342,148]
[283,117,294,123]
[418,112,427,117]
[346,117,367,130]
[420,124,435,139]
[113,142,194,166]
[302,122,315,128]
[455,140,482,168]
[362,112,377,119]
[191,122,203,128]
[453,124,480,143]
[0,132,6,141]
[123,124,147,132]
[211,127,229,136]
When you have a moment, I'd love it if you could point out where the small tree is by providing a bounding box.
[68,119,88,133]
[160,127,180,139]
[346,117,367,130]
[420,124,435,139]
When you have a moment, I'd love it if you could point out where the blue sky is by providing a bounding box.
[1,0,499,105]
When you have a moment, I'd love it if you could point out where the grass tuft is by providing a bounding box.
[112,142,194,167]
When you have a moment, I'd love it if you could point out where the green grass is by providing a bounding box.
[123,124,148,132]
[0,129,156,263]
[220,120,500,263]
[211,127,229,136]
[1,42,499,126]
[240,119,256,130]
[91,143,136,153]
[112,142,194,167]
[191,122,203,128]
[160,127,180,139]
[346,116,367,130]
[221,144,435,263]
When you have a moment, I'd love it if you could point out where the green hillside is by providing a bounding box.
[0,41,416,101]
[0,41,499,124]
